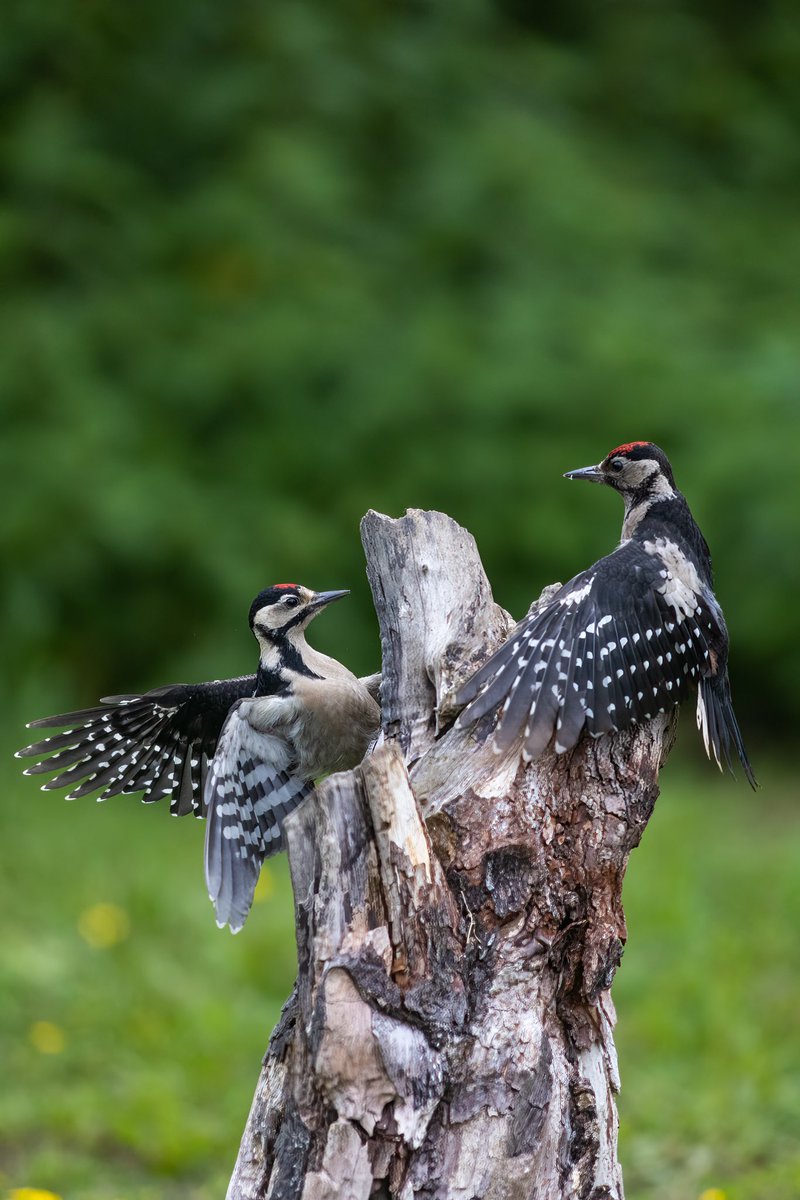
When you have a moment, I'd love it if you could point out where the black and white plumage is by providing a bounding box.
[18,584,381,931]
[17,677,259,815]
[455,442,756,788]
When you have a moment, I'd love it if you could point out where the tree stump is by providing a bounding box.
[227,509,676,1200]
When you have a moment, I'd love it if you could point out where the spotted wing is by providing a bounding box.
[456,542,715,759]
[203,700,312,932]
[16,676,258,816]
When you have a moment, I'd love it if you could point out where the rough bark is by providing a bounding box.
[227,509,676,1200]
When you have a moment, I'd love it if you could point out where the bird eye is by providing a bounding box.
[610,459,624,472]
[282,595,300,607]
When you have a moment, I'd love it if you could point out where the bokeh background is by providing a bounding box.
[2,2,799,1197]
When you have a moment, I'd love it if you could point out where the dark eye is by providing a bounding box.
[282,595,300,608]
[610,459,624,472]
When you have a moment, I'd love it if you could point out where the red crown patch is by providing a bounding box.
[607,441,650,457]
[273,583,299,590]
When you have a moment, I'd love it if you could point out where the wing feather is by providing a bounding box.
[455,542,726,758]
[203,702,312,932]
[492,609,563,753]
[17,676,259,817]
[523,618,569,759]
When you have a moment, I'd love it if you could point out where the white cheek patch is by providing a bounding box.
[623,459,659,488]
[254,605,285,630]
[619,464,676,539]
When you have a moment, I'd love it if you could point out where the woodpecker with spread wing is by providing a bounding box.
[455,442,756,787]
[18,585,381,930]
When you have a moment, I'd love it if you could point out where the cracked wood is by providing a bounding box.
[227,509,675,1200]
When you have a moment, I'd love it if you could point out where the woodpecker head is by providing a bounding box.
[248,584,349,649]
[564,442,676,501]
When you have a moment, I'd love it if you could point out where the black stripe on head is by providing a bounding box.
[248,585,301,630]
[604,442,675,488]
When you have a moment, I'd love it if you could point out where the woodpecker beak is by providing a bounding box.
[308,589,350,612]
[563,463,605,484]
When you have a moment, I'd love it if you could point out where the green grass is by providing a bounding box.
[2,744,798,1199]
[617,758,800,1200]
[0,743,297,1200]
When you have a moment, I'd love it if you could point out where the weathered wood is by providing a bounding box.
[227,509,676,1200]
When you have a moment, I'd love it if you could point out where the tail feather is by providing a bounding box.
[698,676,757,791]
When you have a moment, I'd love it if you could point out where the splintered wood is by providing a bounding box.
[227,509,674,1200]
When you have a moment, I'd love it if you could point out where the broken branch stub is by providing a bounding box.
[227,508,675,1200]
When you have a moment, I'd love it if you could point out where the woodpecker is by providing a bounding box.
[17,584,381,930]
[456,443,756,787]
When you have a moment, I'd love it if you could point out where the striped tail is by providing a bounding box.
[697,675,757,791]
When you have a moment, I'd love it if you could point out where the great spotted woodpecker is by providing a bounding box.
[17,585,381,930]
[456,443,756,787]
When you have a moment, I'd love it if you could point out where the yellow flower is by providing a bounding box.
[78,902,130,949]
[9,1190,64,1200]
[699,1190,727,1200]
[252,867,275,904]
[29,1021,65,1055]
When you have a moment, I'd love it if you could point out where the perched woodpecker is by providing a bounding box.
[456,443,756,787]
[17,584,381,930]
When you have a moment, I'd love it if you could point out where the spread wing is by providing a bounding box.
[203,699,312,932]
[16,676,258,816]
[456,542,716,760]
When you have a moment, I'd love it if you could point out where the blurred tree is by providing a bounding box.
[1,0,798,743]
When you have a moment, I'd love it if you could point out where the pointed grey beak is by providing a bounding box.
[309,589,350,612]
[563,463,605,484]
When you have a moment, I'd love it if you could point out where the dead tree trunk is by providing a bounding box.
[227,510,676,1200]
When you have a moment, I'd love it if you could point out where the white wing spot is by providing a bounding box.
[561,580,593,607]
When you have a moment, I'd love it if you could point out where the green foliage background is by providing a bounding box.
[2,2,799,1198]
